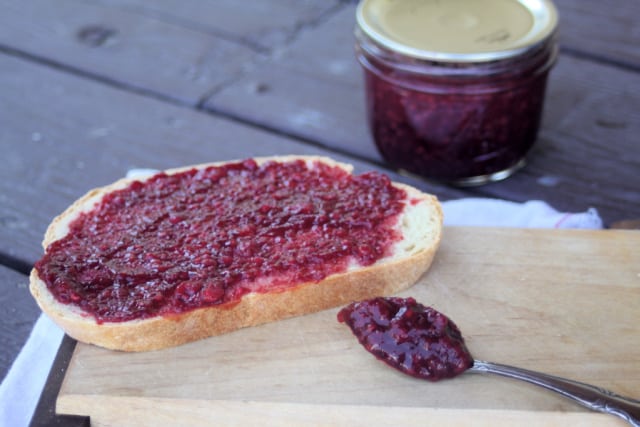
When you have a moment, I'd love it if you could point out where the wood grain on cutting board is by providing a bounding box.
[56,227,640,426]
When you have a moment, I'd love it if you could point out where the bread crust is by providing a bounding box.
[29,155,442,351]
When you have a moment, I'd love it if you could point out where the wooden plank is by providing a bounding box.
[0,266,39,381]
[0,53,467,267]
[56,228,640,426]
[204,6,640,226]
[556,0,640,67]
[0,0,345,104]
[203,6,374,161]
[87,0,344,50]
[0,0,257,105]
[75,0,640,67]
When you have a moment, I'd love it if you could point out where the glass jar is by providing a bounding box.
[355,0,559,185]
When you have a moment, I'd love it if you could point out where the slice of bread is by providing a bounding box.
[30,155,443,351]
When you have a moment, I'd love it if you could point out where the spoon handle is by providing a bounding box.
[471,360,640,426]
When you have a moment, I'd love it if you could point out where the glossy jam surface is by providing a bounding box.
[338,297,473,381]
[358,40,556,184]
[35,159,407,323]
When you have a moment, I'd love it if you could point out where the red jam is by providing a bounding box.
[35,159,408,323]
[355,7,558,185]
[338,297,474,381]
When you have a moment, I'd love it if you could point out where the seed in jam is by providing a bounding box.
[35,159,408,323]
[337,297,474,381]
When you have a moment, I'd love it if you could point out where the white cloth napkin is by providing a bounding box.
[0,315,64,427]
[0,197,602,426]
[442,198,603,229]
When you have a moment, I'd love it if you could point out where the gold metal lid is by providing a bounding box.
[356,0,558,62]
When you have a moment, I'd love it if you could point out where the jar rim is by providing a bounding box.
[356,0,559,63]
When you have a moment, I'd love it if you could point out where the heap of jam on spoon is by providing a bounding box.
[338,296,640,426]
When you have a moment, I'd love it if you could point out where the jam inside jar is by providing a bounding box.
[355,0,559,185]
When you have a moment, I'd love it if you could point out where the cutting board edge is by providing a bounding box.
[57,394,621,427]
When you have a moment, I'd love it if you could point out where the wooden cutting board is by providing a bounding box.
[56,227,640,426]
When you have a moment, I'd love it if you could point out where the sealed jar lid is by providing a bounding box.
[356,0,558,62]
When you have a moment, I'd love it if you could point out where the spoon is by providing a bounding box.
[338,296,640,426]
[470,360,640,426]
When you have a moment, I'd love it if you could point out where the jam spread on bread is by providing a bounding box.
[35,159,407,323]
[338,297,473,381]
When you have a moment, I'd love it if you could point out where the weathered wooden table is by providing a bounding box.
[1,1,638,425]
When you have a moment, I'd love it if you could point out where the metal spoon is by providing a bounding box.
[470,360,640,426]
[338,297,640,426]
